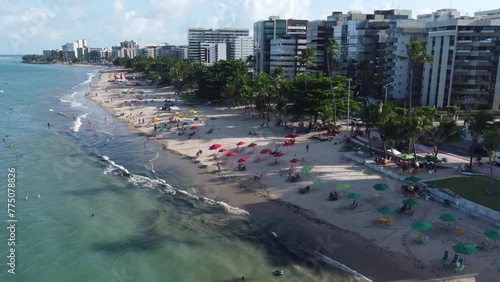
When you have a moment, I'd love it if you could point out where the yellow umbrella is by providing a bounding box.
[179,114,188,118]
[188,109,197,113]
[174,112,180,115]
[152,117,160,121]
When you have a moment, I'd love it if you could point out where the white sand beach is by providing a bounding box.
[87,70,499,282]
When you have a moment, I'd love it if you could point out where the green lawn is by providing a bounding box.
[427,176,500,212]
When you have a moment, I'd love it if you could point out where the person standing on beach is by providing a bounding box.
[306,144,309,153]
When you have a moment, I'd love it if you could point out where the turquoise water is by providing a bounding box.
[0,56,355,282]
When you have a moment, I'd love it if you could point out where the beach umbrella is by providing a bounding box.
[336,184,351,192]
[300,165,314,173]
[483,229,500,241]
[236,141,246,146]
[346,193,362,199]
[226,152,237,158]
[194,117,200,121]
[313,178,328,185]
[260,149,272,154]
[247,143,258,147]
[209,144,222,150]
[174,111,181,115]
[274,152,285,158]
[405,176,421,183]
[182,121,190,126]
[218,148,228,153]
[373,183,389,191]
[286,133,298,138]
[412,221,432,232]
[452,242,477,264]
[290,158,300,164]
[497,266,500,273]
[439,213,458,222]
[402,198,419,206]
[282,142,294,147]
[399,154,414,160]
[377,206,395,215]
[237,157,249,163]
[190,126,198,130]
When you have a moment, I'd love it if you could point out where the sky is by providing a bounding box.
[0,0,497,54]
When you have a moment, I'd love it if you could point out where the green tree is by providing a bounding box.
[468,111,494,168]
[404,41,433,110]
[482,129,500,195]
[297,48,316,128]
[326,38,339,127]
[424,117,464,163]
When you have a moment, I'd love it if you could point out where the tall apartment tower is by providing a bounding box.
[233,36,254,61]
[307,20,327,74]
[421,18,500,110]
[254,17,308,75]
[188,28,249,63]
[270,34,307,79]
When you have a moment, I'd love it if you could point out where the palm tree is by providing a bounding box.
[424,117,464,164]
[404,41,433,110]
[468,111,494,168]
[271,67,287,122]
[482,129,500,195]
[297,47,316,128]
[245,55,255,78]
[375,103,399,159]
[326,38,339,127]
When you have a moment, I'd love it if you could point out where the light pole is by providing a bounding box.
[347,78,352,131]
[383,82,396,103]
[332,86,338,128]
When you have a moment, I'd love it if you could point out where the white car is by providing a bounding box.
[495,154,500,166]
[351,118,363,125]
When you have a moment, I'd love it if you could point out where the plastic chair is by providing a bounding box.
[450,253,459,265]
[442,251,450,267]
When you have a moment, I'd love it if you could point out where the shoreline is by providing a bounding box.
[86,70,496,282]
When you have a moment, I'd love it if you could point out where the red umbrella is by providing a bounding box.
[286,133,298,138]
[274,152,285,157]
[283,142,294,147]
[237,157,249,163]
[209,144,222,150]
[190,126,198,130]
[226,152,238,157]
[247,142,257,147]
[236,141,246,146]
[290,158,300,163]
[219,148,228,153]
[260,149,272,154]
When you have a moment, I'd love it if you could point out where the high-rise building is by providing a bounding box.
[188,28,249,62]
[254,16,308,74]
[199,42,227,65]
[307,20,327,73]
[157,44,189,60]
[270,34,307,79]
[112,40,138,58]
[383,20,428,103]
[421,18,500,110]
[233,36,254,61]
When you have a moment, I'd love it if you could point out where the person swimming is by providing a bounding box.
[37,194,40,199]
[25,195,28,201]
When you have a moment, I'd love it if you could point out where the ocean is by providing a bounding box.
[0,55,359,282]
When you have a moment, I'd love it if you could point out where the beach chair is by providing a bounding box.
[455,258,465,272]
[442,251,450,267]
[385,217,393,226]
[450,254,459,266]
[377,214,387,223]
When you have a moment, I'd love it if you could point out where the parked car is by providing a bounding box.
[351,118,363,125]
[495,154,500,166]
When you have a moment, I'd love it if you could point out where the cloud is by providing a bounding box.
[113,0,125,13]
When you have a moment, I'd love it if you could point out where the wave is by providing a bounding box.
[71,113,88,132]
[80,72,95,85]
[59,92,85,108]
[314,251,372,282]
[99,154,249,215]
[0,90,4,93]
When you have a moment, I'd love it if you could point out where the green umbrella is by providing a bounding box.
[313,178,327,185]
[300,165,314,173]
[412,221,432,232]
[399,154,414,160]
[377,206,395,215]
[405,176,421,183]
[336,184,351,191]
[194,116,200,121]
[373,183,389,191]
[439,213,458,222]
[402,198,419,206]
[452,242,477,264]
[483,229,500,240]
[346,193,362,199]
[497,266,500,273]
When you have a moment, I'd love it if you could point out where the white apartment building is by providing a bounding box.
[270,34,307,79]
[233,36,253,61]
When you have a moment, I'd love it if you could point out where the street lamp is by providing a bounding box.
[383,82,396,103]
[332,86,339,128]
[347,78,352,131]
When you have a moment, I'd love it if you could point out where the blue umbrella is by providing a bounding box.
[182,121,189,126]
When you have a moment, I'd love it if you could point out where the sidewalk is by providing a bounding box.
[347,129,500,180]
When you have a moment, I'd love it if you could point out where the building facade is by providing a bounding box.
[233,36,254,61]
[421,19,500,110]
[306,20,327,73]
[188,28,249,63]
[270,34,307,79]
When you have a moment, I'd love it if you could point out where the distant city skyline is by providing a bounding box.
[0,0,495,54]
